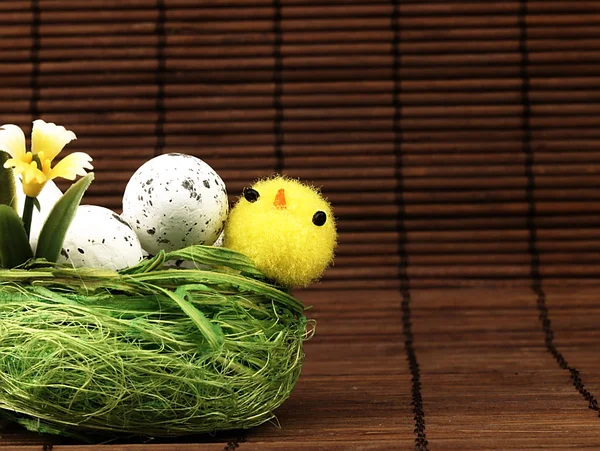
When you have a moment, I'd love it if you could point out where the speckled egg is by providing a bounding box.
[58,205,144,271]
[121,153,229,255]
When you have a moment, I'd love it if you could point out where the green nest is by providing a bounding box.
[0,246,312,438]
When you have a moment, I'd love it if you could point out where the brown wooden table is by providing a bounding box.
[0,287,598,450]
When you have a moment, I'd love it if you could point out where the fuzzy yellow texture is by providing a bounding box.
[224,176,337,288]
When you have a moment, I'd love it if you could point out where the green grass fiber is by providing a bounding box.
[0,246,312,437]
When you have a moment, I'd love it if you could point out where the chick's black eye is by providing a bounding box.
[244,188,259,203]
[312,211,327,226]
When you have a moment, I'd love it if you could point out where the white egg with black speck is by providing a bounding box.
[58,205,144,271]
[121,153,229,254]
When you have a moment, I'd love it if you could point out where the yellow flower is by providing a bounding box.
[1,120,93,197]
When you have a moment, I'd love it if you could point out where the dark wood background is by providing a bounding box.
[0,0,599,449]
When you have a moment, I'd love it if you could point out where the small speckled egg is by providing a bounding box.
[121,153,229,255]
[58,205,144,271]
[16,178,62,252]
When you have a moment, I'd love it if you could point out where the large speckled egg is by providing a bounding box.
[16,178,62,252]
[121,153,229,255]
[58,205,144,271]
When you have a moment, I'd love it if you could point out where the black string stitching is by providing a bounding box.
[518,0,600,416]
[30,0,40,119]
[273,0,284,175]
[223,434,246,451]
[391,1,428,449]
[155,0,166,157]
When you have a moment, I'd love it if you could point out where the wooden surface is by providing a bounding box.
[0,287,599,450]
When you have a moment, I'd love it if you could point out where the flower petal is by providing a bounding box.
[15,161,48,197]
[0,125,26,160]
[31,119,77,163]
[6,153,49,198]
[3,157,30,173]
[48,152,93,181]
[24,161,45,184]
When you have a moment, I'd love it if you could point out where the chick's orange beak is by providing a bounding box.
[274,188,286,209]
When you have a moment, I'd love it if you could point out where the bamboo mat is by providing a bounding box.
[0,0,596,290]
[0,288,599,450]
[0,0,599,449]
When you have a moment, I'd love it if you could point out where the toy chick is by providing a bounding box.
[223,176,337,288]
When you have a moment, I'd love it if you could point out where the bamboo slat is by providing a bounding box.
[347,251,600,266]
[1,53,568,74]
[303,278,600,289]
[90,152,599,170]
[1,84,592,108]
[60,0,396,7]
[22,65,579,83]
[3,112,598,135]
[402,1,600,15]
[21,18,407,37]
[321,187,600,203]
[334,240,600,256]
[335,252,600,268]
[325,264,600,280]
[333,215,600,233]
[34,68,399,83]
[340,215,600,232]
[402,26,600,42]
[335,229,600,245]
[3,0,596,14]
[4,23,593,44]
[0,3,405,22]
[32,40,553,60]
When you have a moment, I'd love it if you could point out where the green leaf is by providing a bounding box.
[0,204,33,268]
[0,151,17,212]
[35,173,94,262]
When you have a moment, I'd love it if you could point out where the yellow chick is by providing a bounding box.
[223,176,337,288]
